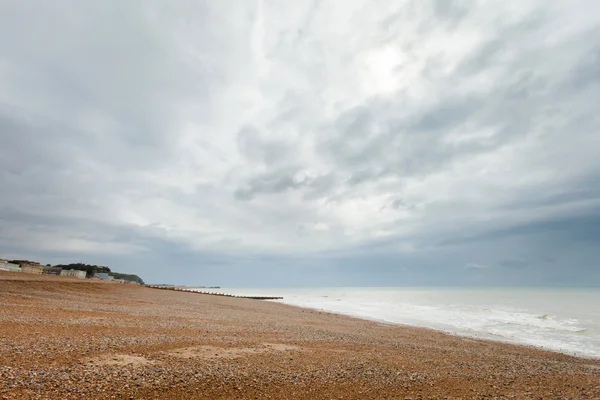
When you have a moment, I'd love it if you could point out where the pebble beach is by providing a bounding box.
[1,272,599,399]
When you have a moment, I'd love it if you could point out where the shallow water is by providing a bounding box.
[190,287,600,358]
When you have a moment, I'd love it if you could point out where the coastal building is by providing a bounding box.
[42,266,62,275]
[60,269,86,279]
[21,263,44,274]
[0,260,21,272]
[94,272,114,281]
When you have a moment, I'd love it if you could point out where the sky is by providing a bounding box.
[1,1,599,287]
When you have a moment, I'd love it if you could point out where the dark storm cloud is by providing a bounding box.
[234,168,305,200]
[436,212,600,248]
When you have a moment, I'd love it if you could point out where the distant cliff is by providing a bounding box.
[109,272,145,285]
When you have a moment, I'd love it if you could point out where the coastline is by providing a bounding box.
[1,272,599,399]
[272,301,600,361]
[190,286,600,360]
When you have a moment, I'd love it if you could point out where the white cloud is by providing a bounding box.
[0,0,599,285]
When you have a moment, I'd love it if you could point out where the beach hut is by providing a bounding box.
[0,260,21,272]
[42,266,62,275]
[21,263,44,274]
[60,269,87,279]
[94,272,114,281]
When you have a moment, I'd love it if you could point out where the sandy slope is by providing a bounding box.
[1,271,599,399]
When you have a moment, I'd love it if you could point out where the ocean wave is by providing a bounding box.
[234,287,600,358]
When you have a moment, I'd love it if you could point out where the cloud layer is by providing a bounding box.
[1,0,599,286]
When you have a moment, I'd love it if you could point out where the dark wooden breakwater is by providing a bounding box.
[145,285,283,300]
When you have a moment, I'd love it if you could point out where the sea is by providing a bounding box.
[190,287,600,359]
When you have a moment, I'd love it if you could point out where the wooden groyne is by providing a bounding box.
[145,285,282,300]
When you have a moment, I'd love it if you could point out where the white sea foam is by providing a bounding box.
[191,287,600,358]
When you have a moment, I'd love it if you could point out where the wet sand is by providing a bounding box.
[1,272,599,399]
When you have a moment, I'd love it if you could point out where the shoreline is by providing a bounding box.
[187,286,600,361]
[272,301,600,361]
[2,272,599,399]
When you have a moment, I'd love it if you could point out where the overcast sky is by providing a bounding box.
[1,1,599,286]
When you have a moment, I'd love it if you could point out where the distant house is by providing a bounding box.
[60,269,86,279]
[42,266,62,275]
[94,272,114,281]
[21,263,44,274]
[0,260,21,272]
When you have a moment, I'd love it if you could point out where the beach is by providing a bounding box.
[1,272,599,399]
